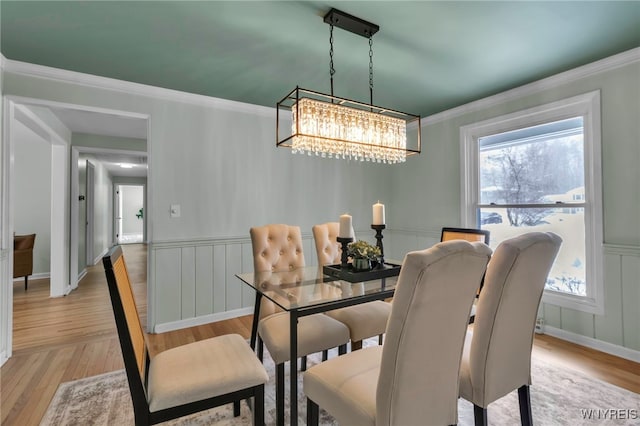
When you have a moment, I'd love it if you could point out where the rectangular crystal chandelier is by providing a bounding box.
[276,9,421,164]
[277,87,421,164]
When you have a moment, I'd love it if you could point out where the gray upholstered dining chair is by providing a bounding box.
[304,240,493,426]
[312,222,392,351]
[250,224,350,425]
[459,232,562,426]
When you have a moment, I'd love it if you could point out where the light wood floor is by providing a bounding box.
[2,243,639,425]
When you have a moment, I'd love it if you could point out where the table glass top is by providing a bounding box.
[236,266,398,311]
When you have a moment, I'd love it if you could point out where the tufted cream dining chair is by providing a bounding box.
[249,224,350,426]
[459,232,562,426]
[312,222,392,351]
[304,240,493,426]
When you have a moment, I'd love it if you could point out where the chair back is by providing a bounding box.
[102,245,149,412]
[441,227,490,244]
[311,222,354,265]
[377,240,493,426]
[13,233,36,277]
[250,224,305,318]
[469,232,562,406]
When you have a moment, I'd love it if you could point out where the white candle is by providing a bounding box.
[373,201,385,225]
[339,214,352,238]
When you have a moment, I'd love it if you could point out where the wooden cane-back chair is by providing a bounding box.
[441,227,491,323]
[441,227,490,245]
[103,246,268,425]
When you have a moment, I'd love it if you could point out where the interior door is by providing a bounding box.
[114,185,122,244]
[85,161,95,265]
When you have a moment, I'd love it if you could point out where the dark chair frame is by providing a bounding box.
[440,227,490,324]
[103,246,265,426]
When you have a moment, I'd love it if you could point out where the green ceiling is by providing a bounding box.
[1,1,639,117]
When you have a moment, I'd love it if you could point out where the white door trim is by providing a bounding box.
[1,95,151,365]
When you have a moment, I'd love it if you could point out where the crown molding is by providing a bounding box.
[3,48,638,124]
[1,57,275,118]
[423,47,640,125]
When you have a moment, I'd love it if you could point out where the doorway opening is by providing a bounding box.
[1,95,150,366]
[115,184,145,244]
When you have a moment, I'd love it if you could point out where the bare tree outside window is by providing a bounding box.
[478,120,587,296]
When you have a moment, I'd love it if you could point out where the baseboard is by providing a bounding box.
[153,307,254,334]
[76,269,87,285]
[543,325,640,363]
[0,350,7,368]
[92,247,109,266]
[12,272,50,282]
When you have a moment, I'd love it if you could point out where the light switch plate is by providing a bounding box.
[170,204,181,218]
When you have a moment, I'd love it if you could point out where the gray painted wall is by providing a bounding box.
[1,70,392,330]
[1,54,637,353]
[72,133,146,151]
[13,120,51,276]
[385,60,640,351]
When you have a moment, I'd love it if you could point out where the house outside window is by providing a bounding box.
[460,91,604,314]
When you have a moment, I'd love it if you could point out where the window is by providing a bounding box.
[461,91,603,314]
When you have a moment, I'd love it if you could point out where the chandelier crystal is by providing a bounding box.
[291,98,407,163]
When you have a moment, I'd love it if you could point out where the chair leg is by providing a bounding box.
[254,384,265,426]
[338,344,347,355]
[257,337,264,362]
[276,363,285,426]
[233,400,241,417]
[25,276,28,291]
[518,385,533,426]
[378,334,383,345]
[322,349,328,361]
[301,355,307,371]
[307,397,320,426]
[351,340,363,351]
[474,404,487,426]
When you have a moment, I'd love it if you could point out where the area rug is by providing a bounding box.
[41,345,639,426]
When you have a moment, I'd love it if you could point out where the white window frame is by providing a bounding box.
[460,91,604,315]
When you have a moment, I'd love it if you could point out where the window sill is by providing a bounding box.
[542,289,604,315]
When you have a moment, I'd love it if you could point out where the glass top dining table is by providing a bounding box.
[236,265,400,426]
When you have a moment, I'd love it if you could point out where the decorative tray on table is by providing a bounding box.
[322,262,402,283]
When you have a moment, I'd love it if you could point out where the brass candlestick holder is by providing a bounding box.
[337,236,353,269]
[371,224,386,267]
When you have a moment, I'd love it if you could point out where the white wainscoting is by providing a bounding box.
[385,228,640,356]
[150,234,319,332]
[149,230,640,360]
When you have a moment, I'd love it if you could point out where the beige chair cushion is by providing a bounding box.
[258,312,350,365]
[305,241,492,426]
[147,334,268,413]
[325,300,392,342]
[459,232,562,408]
[304,346,382,426]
